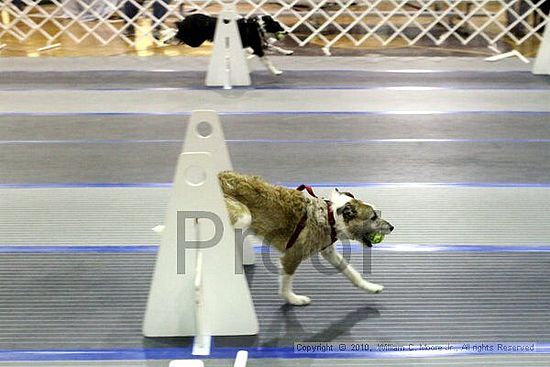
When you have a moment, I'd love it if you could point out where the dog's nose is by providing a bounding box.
[389,225,395,232]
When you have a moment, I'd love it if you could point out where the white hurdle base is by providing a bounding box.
[169,350,248,367]
[144,110,259,337]
[143,151,258,337]
[533,15,550,75]
[206,4,251,88]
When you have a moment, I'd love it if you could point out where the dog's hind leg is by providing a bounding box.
[321,245,384,294]
[279,254,311,305]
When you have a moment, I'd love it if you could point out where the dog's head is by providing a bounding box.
[331,189,394,247]
[260,15,287,40]
[164,20,189,46]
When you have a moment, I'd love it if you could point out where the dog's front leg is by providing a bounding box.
[260,56,283,76]
[279,255,311,305]
[321,245,384,294]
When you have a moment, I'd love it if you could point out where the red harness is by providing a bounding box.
[285,184,338,250]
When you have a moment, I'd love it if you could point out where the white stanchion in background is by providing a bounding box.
[183,110,255,266]
[533,16,550,75]
[143,112,259,338]
[206,4,251,88]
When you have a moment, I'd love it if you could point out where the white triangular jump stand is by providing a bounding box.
[143,113,259,340]
[183,110,232,173]
[183,110,255,266]
[533,16,550,75]
[206,4,251,88]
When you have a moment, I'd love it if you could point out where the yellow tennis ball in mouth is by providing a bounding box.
[369,232,385,244]
[275,32,286,41]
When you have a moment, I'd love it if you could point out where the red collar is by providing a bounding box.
[285,185,338,250]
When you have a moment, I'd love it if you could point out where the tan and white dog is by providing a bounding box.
[218,171,394,306]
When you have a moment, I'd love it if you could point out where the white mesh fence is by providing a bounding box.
[0,0,548,51]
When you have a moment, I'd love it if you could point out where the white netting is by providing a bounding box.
[0,0,548,51]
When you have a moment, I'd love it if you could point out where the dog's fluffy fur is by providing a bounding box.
[172,14,293,75]
[218,171,394,306]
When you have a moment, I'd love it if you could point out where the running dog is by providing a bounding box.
[218,171,394,306]
[171,14,293,75]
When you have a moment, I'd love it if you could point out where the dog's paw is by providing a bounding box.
[271,68,283,76]
[369,284,384,294]
[358,281,384,294]
[284,293,311,306]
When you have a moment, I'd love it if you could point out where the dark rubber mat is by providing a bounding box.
[1,137,549,184]
[5,355,550,367]
[2,113,550,141]
[1,251,548,350]
[1,113,550,185]
[1,70,550,90]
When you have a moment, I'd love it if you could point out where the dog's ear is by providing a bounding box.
[331,188,352,209]
[331,188,355,205]
[261,15,274,23]
[337,202,357,222]
[261,15,285,33]
[330,188,341,203]
[340,191,355,199]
